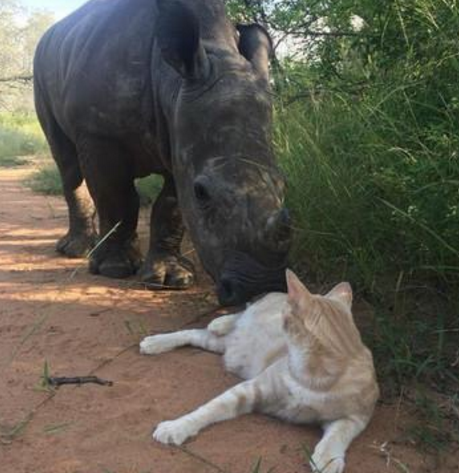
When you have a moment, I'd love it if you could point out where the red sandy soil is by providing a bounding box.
[0,165,458,473]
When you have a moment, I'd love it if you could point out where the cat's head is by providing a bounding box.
[282,269,364,358]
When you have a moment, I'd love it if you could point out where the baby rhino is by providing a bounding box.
[140,270,379,473]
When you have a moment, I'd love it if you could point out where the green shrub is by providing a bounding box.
[135,175,163,207]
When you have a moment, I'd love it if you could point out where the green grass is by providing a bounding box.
[275,93,459,390]
[35,360,54,393]
[0,112,47,166]
[0,413,34,445]
[0,154,29,167]
[274,39,459,448]
[28,162,63,195]
[250,458,276,473]
[43,422,74,435]
[270,2,459,441]
[276,96,459,290]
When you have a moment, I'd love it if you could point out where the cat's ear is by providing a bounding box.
[327,282,353,308]
[286,269,312,305]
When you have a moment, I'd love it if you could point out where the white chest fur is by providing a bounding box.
[223,292,287,379]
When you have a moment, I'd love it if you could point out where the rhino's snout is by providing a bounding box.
[217,277,245,306]
[216,250,288,306]
[217,269,287,306]
[264,208,291,251]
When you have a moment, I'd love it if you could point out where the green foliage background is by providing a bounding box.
[226,0,459,409]
[225,0,459,290]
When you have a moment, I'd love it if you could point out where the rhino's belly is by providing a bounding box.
[123,132,167,178]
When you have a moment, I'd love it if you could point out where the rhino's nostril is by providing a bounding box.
[277,208,291,242]
[279,208,290,226]
[194,182,211,202]
[217,277,247,306]
[219,278,234,302]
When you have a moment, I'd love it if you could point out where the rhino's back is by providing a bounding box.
[34,0,157,138]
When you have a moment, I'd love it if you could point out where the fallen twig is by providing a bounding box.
[47,376,113,387]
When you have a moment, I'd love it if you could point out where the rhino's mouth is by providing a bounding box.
[217,251,287,306]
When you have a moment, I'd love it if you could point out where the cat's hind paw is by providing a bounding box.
[310,452,345,473]
[139,334,176,355]
[153,419,197,445]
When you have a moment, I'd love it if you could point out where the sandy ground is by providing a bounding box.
[0,166,458,473]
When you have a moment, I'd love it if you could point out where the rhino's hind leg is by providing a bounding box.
[35,96,96,257]
[138,176,194,289]
[78,136,142,279]
[55,182,96,258]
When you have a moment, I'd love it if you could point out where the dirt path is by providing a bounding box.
[0,166,457,473]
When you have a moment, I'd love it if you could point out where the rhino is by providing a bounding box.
[33,0,291,306]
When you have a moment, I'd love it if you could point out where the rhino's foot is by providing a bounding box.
[89,238,142,279]
[138,253,195,289]
[56,231,96,258]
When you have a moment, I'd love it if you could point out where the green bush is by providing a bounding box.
[135,175,164,207]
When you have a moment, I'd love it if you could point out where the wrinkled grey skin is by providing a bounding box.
[34,0,291,306]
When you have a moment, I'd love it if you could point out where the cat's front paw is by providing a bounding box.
[139,334,174,355]
[310,450,345,473]
[207,315,236,336]
[153,419,197,445]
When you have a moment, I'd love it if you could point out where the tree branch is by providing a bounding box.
[0,75,33,83]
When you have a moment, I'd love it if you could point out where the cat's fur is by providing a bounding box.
[140,270,379,473]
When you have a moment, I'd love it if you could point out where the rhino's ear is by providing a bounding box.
[156,0,209,81]
[237,24,272,81]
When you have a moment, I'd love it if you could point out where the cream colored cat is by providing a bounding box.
[140,270,379,473]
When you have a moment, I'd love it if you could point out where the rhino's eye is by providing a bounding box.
[194,182,211,207]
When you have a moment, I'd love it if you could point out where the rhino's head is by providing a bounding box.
[156,0,291,306]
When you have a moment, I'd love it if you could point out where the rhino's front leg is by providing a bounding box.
[79,136,142,279]
[138,175,194,289]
